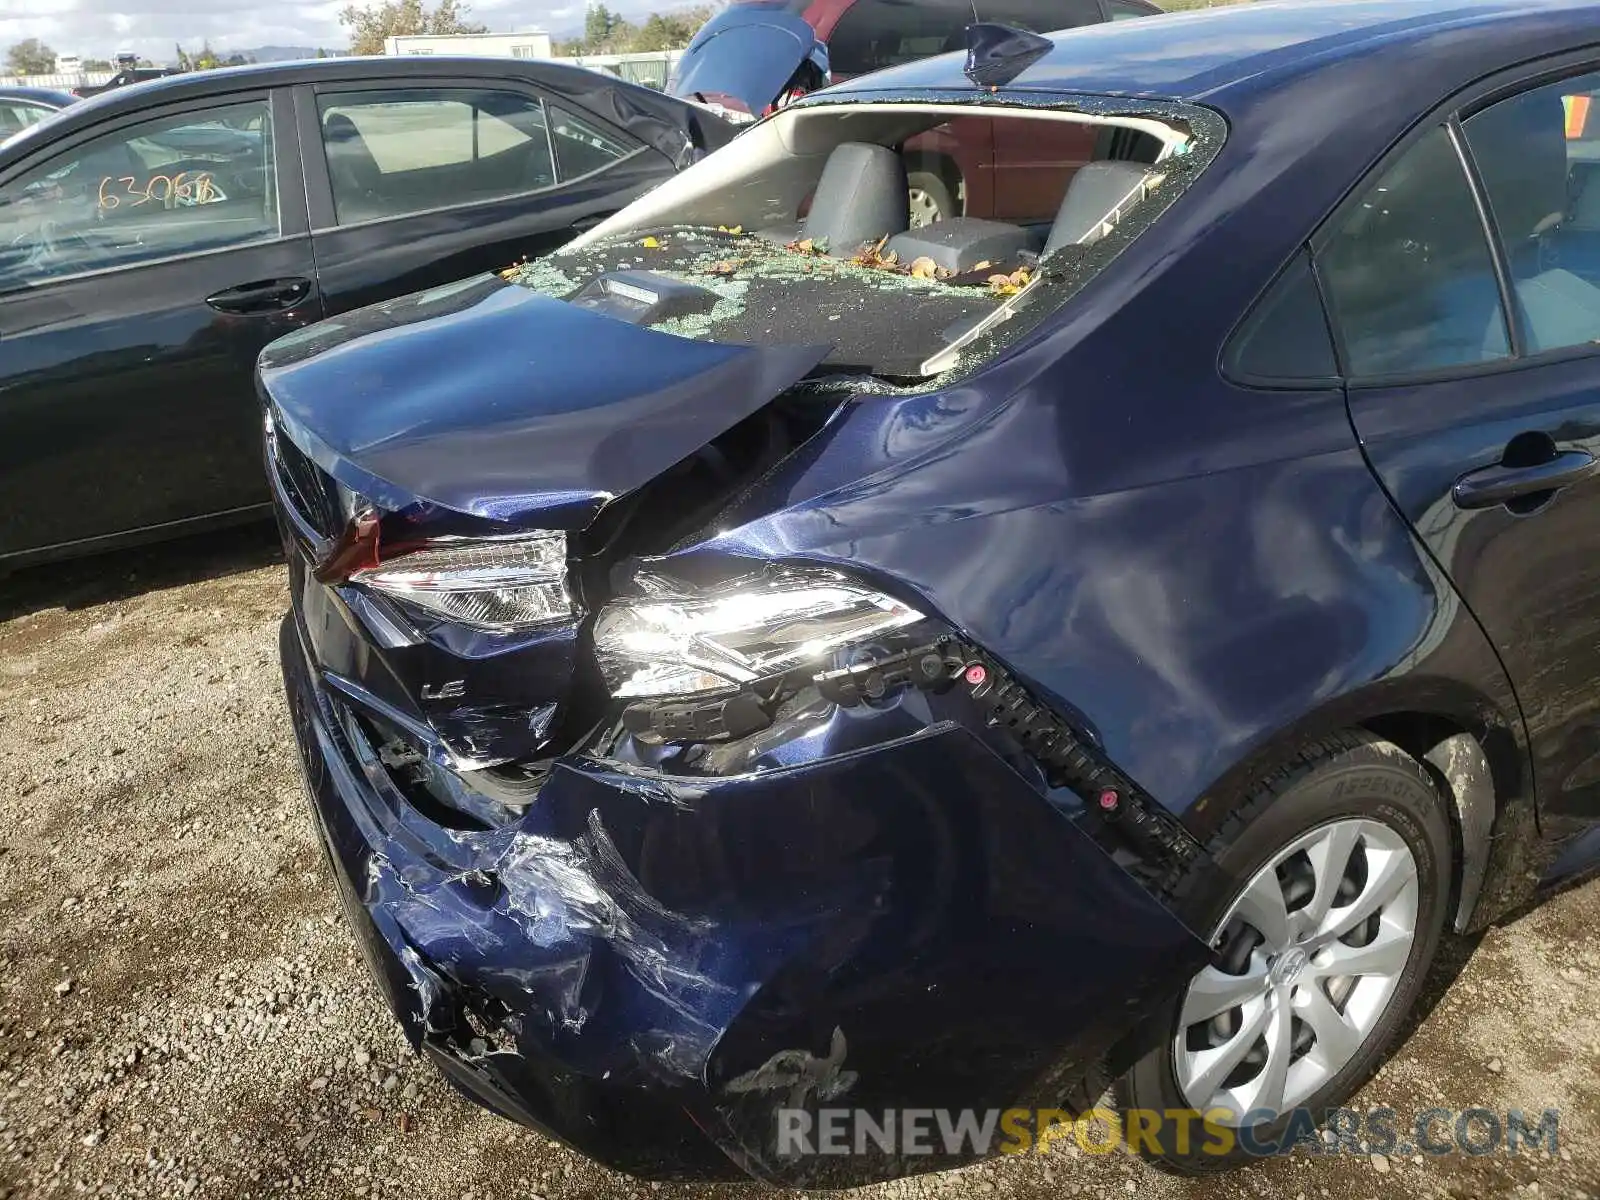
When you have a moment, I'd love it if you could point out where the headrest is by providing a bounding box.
[324,113,359,137]
[802,141,908,256]
[1043,161,1149,255]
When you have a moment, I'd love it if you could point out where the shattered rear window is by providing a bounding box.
[506,93,1224,383]
[510,228,1009,377]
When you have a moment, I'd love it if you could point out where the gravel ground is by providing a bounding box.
[2,527,1599,1200]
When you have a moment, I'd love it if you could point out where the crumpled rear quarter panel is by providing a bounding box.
[281,614,1208,1184]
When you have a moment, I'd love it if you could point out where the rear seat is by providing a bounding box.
[1042,161,1150,255]
[758,141,908,254]
[884,218,1041,274]
[882,158,1151,273]
[759,141,1151,271]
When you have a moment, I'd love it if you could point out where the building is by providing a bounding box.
[383,32,553,59]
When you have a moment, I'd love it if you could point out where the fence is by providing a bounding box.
[552,51,682,89]
[1,72,115,90]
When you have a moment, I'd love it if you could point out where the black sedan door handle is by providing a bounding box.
[206,277,314,315]
[1452,448,1598,509]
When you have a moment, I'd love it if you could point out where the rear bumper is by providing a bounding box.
[281,612,1208,1184]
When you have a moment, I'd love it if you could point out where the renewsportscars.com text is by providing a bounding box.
[775,1106,1560,1159]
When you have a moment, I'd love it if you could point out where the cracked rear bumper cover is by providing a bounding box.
[282,615,1208,1184]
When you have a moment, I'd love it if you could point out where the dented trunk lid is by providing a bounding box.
[260,272,827,771]
[259,274,827,529]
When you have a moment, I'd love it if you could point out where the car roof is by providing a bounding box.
[0,86,75,107]
[64,55,639,112]
[827,0,1600,115]
[0,56,682,163]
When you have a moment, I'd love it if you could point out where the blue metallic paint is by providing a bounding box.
[267,0,1600,1182]
[1350,362,1600,826]
[259,276,829,529]
[669,5,828,118]
[283,614,1208,1183]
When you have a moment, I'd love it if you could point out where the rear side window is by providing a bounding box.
[317,89,556,225]
[1104,0,1154,18]
[1317,124,1509,377]
[548,104,640,179]
[1462,70,1600,355]
[1225,249,1338,384]
[0,99,278,290]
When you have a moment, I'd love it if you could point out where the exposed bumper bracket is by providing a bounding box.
[816,636,1206,893]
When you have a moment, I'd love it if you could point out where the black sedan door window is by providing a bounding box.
[0,100,278,290]
[547,104,639,180]
[316,89,557,225]
[0,93,319,561]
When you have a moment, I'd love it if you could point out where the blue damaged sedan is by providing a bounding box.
[265,0,1600,1183]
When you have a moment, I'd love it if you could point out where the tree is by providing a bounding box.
[585,3,624,49]
[339,0,488,55]
[83,58,113,72]
[6,38,56,76]
[564,5,713,55]
[629,6,713,51]
[630,14,677,52]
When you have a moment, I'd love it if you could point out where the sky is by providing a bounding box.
[0,0,638,65]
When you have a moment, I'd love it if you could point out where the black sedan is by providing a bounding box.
[266,0,1600,1182]
[71,67,182,100]
[0,57,731,568]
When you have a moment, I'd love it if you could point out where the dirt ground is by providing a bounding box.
[2,527,1599,1200]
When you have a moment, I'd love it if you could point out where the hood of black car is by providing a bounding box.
[668,7,825,118]
[257,274,828,529]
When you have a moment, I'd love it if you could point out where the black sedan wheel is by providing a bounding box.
[1119,732,1452,1172]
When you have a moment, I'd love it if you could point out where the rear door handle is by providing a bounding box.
[206,277,314,315]
[1452,448,1598,509]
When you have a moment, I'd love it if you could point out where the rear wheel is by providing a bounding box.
[1118,732,1452,1172]
[906,169,958,227]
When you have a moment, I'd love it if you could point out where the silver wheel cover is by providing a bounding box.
[1173,818,1420,1124]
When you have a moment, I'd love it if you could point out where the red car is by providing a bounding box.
[670,0,1161,223]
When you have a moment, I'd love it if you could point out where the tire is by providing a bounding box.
[1116,731,1452,1173]
[906,168,958,228]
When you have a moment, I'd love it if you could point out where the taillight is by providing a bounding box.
[594,571,922,698]
[319,517,572,632]
[351,534,571,631]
